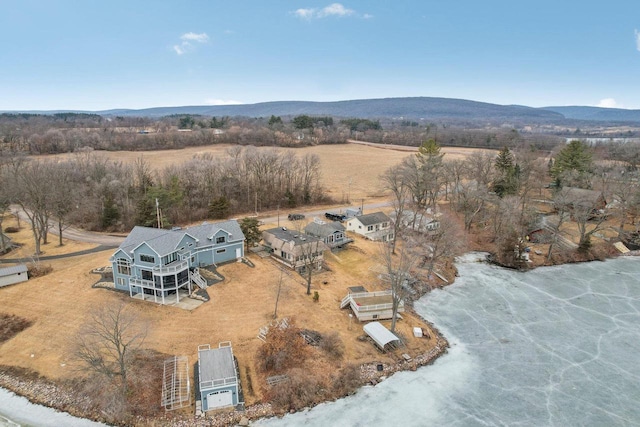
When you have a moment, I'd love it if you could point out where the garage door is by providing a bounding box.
[206,389,232,410]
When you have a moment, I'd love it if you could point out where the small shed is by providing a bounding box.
[0,264,28,288]
[363,322,401,351]
[197,342,241,411]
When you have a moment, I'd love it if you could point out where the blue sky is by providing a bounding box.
[1,1,639,111]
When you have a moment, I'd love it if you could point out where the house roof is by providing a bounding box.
[198,345,236,386]
[0,264,28,278]
[363,322,400,350]
[559,187,604,205]
[116,220,244,257]
[263,227,322,246]
[353,212,391,226]
[304,221,345,238]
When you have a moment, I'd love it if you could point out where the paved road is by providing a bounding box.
[0,244,116,264]
[10,205,126,246]
[6,199,394,258]
[257,201,392,225]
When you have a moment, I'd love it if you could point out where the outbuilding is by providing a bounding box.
[363,321,401,351]
[0,264,28,288]
[197,342,241,411]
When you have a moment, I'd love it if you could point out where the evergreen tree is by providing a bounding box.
[551,140,593,188]
[239,217,261,248]
[208,196,230,219]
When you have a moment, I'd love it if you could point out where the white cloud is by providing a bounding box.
[635,29,640,51]
[294,8,316,19]
[173,43,189,55]
[173,32,209,55]
[319,3,354,17]
[597,98,621,108]
[181,32,209,43]
[205,99,243,106]
[293,3,362,19]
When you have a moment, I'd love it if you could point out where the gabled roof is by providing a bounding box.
[304,221,345,237]
[353,212,391,226]
[263,227,322,246]
[559,187,604,204]
[0,264,28,277]
[115,220,245,257]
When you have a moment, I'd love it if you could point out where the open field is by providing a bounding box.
[37,142,496,204]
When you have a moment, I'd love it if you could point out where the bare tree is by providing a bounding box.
[456,182,491,231]
[12,159,56,254]
[417,214,464,277]
[378,240,417,333]
[273,270,285,319]
[300,238,325,295]
[74,303,147,393]
[380,164,410,254]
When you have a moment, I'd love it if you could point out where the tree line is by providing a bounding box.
[381,138,640,271]
[0,146,326,252]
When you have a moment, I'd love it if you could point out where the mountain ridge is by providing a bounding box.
[3,97,640,124]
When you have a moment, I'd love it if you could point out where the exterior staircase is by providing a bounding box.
[190,268,207,289]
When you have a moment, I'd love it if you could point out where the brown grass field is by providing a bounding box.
[38,142,495,203]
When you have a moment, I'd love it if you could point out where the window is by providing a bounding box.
[216,236,226,244]
[141,270,153,281]
[116,278,125,286]
[216,248,226,254]
[162,252,178,265]
[140,254,155,263]
[116,259,130,275]
[382,222,389,228]
[188,242,193,247]
[367,225,374,231]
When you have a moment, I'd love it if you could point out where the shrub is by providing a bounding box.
[313,291,319,302]
[319,332,344,359]
[268,368,325,412]
[27,263,53,278]
[4,226,19,233]
[0,314,33,343]
[332,364,363,396]
[257,319,311,373]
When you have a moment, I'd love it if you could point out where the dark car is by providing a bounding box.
[288,213,305,221]
[325,212,346,222]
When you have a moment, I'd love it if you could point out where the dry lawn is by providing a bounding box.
[0,214,438,406]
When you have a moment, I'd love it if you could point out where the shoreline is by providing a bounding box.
[0,326,449,426]
[3,249,625,426]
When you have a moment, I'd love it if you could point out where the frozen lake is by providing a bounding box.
[259,255,640,426]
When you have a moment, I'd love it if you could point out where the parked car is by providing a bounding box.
[288,213,305,221]
[325,212,347,222]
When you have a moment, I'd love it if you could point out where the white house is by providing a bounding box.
[0,264,28,288]
[346,212,394,242]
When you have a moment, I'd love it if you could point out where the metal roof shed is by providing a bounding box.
[363,321,401,351]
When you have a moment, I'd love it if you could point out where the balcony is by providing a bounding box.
[153,259,189,275]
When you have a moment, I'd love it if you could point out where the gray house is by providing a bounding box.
[304,220,352,249]
[346,212,394,242]
[110,220,245,304]
[262,227,327,272]
[198,342,241,411]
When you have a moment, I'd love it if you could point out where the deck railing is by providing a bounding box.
[200,376,237,389]
[153,259,189,275]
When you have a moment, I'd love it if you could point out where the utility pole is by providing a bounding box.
[156,198,161,229]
